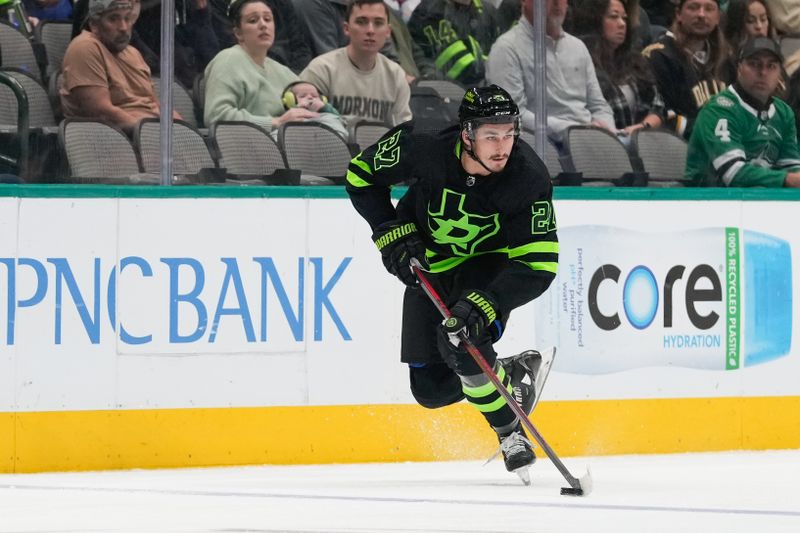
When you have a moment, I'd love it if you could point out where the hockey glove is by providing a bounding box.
[440,290,500,343]
[372,221,429,287]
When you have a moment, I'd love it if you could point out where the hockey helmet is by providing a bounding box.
[459,85,520,139]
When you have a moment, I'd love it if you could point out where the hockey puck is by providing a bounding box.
[560,487,584,496]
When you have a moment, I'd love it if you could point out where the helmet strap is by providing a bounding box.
[462,136,499,176]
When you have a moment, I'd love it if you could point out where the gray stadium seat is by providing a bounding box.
[351,120,390,150]
[279,121,353,184]
[0,20,42,81]
[135,118,216,176]
[59,119,142,181]
[632,128,690,187]
[211,120,289,180]
[565,125,646,186]
[152,76,199,128]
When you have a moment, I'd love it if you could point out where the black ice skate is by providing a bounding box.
[501,347,556,417]
[498,424,536,485]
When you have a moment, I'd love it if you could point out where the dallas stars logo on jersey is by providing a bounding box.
[427,189,500,256]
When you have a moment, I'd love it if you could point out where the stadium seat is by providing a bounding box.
[135,118,216,178]
[0,70,29,176]
[211,120,297,184]
[59,119,143,182]
[279,121,352,184]
[564,125,647,186]
[33,20,72,78]
[519,128,573,183]
[351,119,390,150]
[152,76,200,128]
[632,128,691,187]
[0,20,44,82]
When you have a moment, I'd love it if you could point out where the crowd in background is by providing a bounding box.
[3,0,800,187]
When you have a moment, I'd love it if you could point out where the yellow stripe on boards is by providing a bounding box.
[1,396,799,473]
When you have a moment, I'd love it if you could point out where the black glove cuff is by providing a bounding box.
[464,290,498,325]
[373,222,418,252]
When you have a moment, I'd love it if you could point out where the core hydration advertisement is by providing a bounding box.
[534,225,792,375]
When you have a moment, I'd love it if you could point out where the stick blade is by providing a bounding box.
[560,466,593,497]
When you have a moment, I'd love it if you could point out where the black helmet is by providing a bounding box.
[459,85,520,139]
[459,85,519,124]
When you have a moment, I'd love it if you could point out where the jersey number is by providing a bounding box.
[714,119,731,142]
[374,131,402,170]
[532,201,557,235]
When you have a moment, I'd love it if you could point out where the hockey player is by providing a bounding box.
[686,37,800,187]
[346,85,558,479]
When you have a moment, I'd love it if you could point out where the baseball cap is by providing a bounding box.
[89,0,132,16]
[738,37,783,62]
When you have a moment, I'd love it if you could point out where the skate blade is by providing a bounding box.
[513,466,531,486]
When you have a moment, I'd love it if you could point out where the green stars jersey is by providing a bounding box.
[346,122,558,314]
[686,85,800,187]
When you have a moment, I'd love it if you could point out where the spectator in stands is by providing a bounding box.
[642,0,733,139]
[23,0,73,25]
[724,0,777,51]
[573,0,665,134]
[295,0,423,83]
[280,80,349,137]
[73,0,219,89]
[686,37,800,186]
[60,0,176,133]
[407,0,500,87]
[300,0,412,126]
[210,0,313,73]
[570,0,653,51]
[763,1,800,36]
[486,0,615,144]
[203,0,321,132]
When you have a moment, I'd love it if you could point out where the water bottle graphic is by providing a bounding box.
[534,226,792,373]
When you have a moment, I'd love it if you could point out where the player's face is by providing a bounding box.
[745,1,770,38]
[737,51,781,103]
[234,2,275,52]
[344,4,391,55]
[90,8,134,54]
[675,0,720,39]
[602,0,628,49]
[471,123,516,173]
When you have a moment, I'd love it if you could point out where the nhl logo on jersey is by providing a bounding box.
[717,96,735,108]
[466,175,476,186]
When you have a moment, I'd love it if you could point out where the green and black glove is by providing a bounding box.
[441,290,499,340]
[372,221,429,286]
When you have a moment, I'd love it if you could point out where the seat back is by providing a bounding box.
[211,121,286,175]
[279,121,353,182]
[59,119,141,179]
[0,70,29,175]
[565,126,641,184]
[352,120,390,150]
[415,79,466,102]
[0,20,42,81]
[0,68,55,128]
[136,118,215,174]
[34,20,72,76]
[632,128,690,186]
[152,77,198,127]
[519,128,563,179]
[409,86,453,133]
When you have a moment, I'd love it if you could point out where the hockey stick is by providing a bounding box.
[410,258,592,496]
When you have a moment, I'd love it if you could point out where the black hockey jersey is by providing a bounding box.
[346,122,558,313]
[407,0,499,86]
[643,32,733,139]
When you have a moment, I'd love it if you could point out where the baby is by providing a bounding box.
[282,81,347,139]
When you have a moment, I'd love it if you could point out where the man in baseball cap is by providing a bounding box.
[686,35,800,187]
[60,0,173,133]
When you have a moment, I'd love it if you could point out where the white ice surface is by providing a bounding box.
[1,450,799,533]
